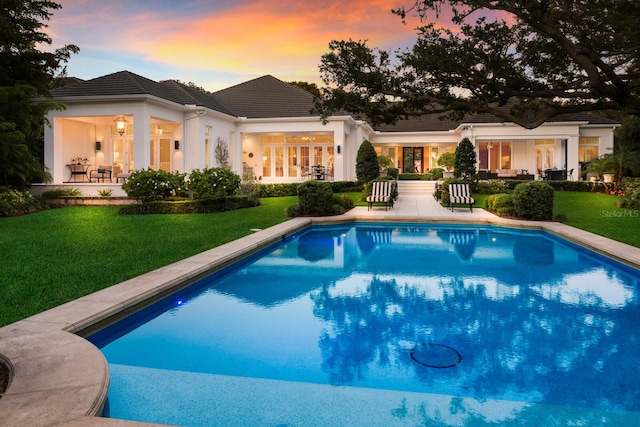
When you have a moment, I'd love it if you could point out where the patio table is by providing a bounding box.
[65,163,91,182]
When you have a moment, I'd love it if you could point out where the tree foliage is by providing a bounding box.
[0,0,79,188]
[355,139,380,182]
[289,81,321,97]
[454,137,477,180]
[317,1,640,129]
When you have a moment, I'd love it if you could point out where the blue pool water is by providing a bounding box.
[89,223,640,426]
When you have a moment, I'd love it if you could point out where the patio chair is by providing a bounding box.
[366,181,393,211]
[448,183,475,212]
[89,165,112,182]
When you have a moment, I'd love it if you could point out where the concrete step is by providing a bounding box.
[396,180,437,195]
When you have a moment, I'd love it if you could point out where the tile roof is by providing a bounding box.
[374,110,619,132]
[211,75,316,118]
[50,71,619,130]
[160,80,235,116]
[50,71,183,103]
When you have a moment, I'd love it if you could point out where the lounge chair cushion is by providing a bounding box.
[366,181,394,210]
[448,183,475,212]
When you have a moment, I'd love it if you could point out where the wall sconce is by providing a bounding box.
[174,140,180,150]
[114,116,127,136]
[337,145,341,154]
[95,141,101,151]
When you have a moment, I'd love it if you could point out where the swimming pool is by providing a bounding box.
[89,223,640,426]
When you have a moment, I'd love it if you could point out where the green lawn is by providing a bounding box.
[474,192,640,247]
[0,192,638,327]
[553,191,640,246]
[0,197,295,327]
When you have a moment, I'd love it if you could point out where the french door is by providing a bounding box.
[150,137,171,172]
[403,147,424,173]
[113,138,134,175]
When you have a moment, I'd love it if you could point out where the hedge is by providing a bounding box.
[255,181,362,198]
[118,195,260,214]
[398,173,432,180]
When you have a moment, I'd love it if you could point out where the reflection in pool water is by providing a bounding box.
[90,224,640,426]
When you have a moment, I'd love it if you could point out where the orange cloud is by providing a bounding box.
[121,1,420,79]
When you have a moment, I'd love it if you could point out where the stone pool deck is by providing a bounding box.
[1,195,639,426]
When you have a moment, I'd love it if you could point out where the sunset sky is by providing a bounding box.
[47,0,453,91]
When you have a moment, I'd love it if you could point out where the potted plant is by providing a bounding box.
[438,152,456,178]
[377,155,394,177]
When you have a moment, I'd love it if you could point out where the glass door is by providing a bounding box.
[403,147,424,173]
[113,138,134,176]
[150,137,172,172]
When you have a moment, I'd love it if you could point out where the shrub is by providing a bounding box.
[476,179,509,194]
[189,167,241,200]
[334,193,354,210]
[619,177,640,196]
[429,167,444,180]
[513,181,554,220]
[484,193,516,217]
[618,187,640,209]
[356,140,379,182]
[297,180,341,216]
[97,188,113,197]
[122,169,188,202]
[386,167,399,179]
[0,188,45,217]
[285,203,303,217]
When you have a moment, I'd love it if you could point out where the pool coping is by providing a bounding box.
[1,209,639,427]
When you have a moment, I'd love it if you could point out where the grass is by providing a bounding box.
[0,191,638,328]
[0,197,295,327]
[553,192,640,246]
[474,192,640,247]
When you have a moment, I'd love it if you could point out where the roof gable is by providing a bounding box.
[212,75,315,118]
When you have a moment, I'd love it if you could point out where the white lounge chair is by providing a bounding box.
[448,183,475,212]
[366,181,393,211]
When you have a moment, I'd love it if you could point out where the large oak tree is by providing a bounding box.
[0,0,78,188]
[316,0,640,129]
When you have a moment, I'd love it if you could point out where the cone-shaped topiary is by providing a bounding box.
[454,138,477,180]
[356,139,380,182]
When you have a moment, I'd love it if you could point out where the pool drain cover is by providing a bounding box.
[410,343,462,368]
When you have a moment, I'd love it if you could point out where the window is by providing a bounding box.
[261,134,333,178]
[288,146,298,177]
[579,137,600,162]
[388,147,397,167]
[275,146,284,177]
[478,142,511,171]
[262,147,271,177]
[204,126,212,168]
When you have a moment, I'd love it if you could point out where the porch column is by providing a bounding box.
[334,131,345,181]
[230,131,243,177]
[46,115,65,184]
[566,135,579,180]
[133,110,151,170]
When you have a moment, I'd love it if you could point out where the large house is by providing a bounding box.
[41,71,619,195]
